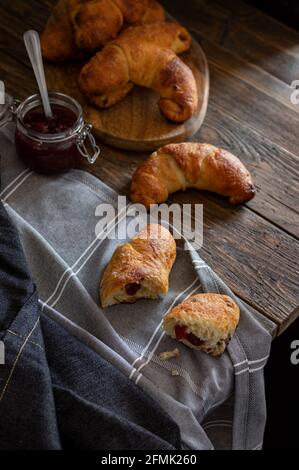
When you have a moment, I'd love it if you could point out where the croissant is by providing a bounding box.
[41,0,165,62]
[41,0,82,62]
[100,224,176,308]
[68,0,165,52]
[163,294,240,357]
[79,23,198,122]
[130,143,256,207]
[140,0,165,24]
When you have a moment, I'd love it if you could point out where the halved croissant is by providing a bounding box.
[100,224,176,308]
[130,143,256,207]
[163,294,240,357]
[79,23,197,121]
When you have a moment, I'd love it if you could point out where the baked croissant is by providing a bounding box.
[100,224,176,308]
[41,0,165,62]
[41,0,82,62]
[140,0,165,24]
[68,0,165,52]
[130,143,256,207]
[79,23,198,122]
[163,294,240,356]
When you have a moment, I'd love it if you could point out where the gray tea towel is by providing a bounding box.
[0,122,275,450]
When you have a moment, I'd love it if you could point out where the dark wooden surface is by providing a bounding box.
[0,0,298,335]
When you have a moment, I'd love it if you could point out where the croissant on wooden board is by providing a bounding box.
[41,0,165,62]
[100,224,176,308]
[41,0,82,63]
[130,143,256,207]
[79,23,198,122]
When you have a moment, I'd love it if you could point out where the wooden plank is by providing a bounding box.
[207,63,299,156]
[197,104,299,237]
[0,0,50,63]
[209,0,299,51]
[193,32,299,115]
[161,0,299,85]
[0,50,35,99]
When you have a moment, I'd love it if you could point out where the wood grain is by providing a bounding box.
[160,0,299,85]
[0,0,298,334]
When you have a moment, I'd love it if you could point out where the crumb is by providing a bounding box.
[159,348,180,361]
[171,369,180,376]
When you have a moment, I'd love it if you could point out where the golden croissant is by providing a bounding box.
[41,0,165,62]
[130,143,256,207]
[79,23,198,122]
[41,0,82,62]
[100,224,176,308]
[163,294,240,357]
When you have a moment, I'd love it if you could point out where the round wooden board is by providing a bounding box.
[45,35,209,152]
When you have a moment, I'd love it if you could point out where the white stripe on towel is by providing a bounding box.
[1,170,33,202]
[0,168,31,197]
[40,204,130,311]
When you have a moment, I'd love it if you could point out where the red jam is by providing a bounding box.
[125,283,141,296]
[175,325,204,347]
[16,104,82,174]
[23,105,77,134]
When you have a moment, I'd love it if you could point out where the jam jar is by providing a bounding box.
[3,92,100,174]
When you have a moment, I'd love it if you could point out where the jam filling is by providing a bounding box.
[125,283,141,296]
[175,325,205,347]
[23,105,77,134]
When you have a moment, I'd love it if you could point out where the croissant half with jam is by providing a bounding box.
[163,294,240,357]
[100,224,176,308]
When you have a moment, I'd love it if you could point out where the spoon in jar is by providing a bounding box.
[23,29,53,120]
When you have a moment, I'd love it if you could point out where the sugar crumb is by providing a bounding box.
[159,348,180,361]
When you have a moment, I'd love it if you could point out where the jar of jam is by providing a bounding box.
[0,92,100,174]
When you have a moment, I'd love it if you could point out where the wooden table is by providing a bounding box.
[0,0,298,335]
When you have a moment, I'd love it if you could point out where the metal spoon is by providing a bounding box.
[23,29,53,119]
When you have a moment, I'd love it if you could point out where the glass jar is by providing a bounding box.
[0,92,100,174]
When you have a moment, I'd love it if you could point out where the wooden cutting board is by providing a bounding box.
[44,15,209,151]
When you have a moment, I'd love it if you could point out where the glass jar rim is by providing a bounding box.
[16,92,84,142]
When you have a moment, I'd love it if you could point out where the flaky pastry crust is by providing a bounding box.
[130,142,256,207]
[163,293,240,356]
[100,224,176,308]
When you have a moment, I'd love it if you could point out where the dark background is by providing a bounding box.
[246,0,299,30]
